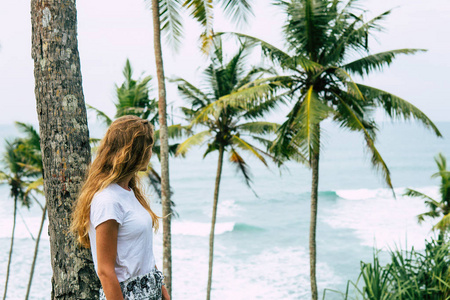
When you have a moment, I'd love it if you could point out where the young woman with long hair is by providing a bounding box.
[71,115,170,300]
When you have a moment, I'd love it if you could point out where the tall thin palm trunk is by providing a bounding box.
[3,196,17,300]
[207,145,225,300]
[151,0,172,296]
[25,202,47,300]
[309,126,320,300]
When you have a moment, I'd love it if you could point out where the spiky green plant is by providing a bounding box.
[324,239,450,300]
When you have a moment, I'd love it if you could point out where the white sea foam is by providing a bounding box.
[202,198,242,218]
[325,186,439,250]
[172,221,235,236]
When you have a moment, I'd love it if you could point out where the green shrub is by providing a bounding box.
[324,238,450,300]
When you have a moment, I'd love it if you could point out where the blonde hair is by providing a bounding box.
[71,115,160,248]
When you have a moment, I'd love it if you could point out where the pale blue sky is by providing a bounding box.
[0,0,449,126]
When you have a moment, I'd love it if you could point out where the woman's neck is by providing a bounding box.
[116,174,134,191]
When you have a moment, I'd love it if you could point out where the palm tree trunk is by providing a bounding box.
[3,196,17,300]
[207,145,225,300]
[31,1,99,298]
[151,0,172,296]
[25,202,47,300]
[309,126,320,300]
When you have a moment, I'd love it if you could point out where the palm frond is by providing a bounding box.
[356,84,442,137]
[335,93,393,190]
[418,211,441,224]
[175,130,212,157]
[231,135,267,166]
[342,49,426,77]
[433,213,450,232]
[170,77,209,107]
[191,83,279,124]
[183,0,214,54]
[404,188,438,203]
[159,0,184,51]
[325,9,392,65]
[229,147,253,188]
[218,0,253,26]
[14,122,40,148]
[291,86,331,160]
[237,122,279,135]
[86,104,113,126]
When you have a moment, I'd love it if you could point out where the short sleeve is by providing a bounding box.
[90,192,125,229]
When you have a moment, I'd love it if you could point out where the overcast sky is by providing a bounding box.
[0,0,449,127]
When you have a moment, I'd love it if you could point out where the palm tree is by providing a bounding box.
[12,122,46,300]
[144,1,254,294]
[0,138,34,300]
[404,153,450,242]
[219,1,442,298]
[174,39,285,300]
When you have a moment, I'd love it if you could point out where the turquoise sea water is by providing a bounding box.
[0,121,449,299]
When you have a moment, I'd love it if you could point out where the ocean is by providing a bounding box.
[0,120,448,299]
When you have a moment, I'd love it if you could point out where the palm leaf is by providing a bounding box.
[236,122,279,135]
[170,78,209,107]
[229,147,253,188]
[175,130,211,157]
[335,93,393,190]
[86,104,113,126]
[218,0,253,26]
[356,84,442,137]
[14,122,40,148]
[191,83,279,124]
[183,0,214,54]
[291,86,331,159]
[159,0,184,51]
[403,188,438,204]
[231,135,267,166]
[433,213,450,232]
[342,49,426,77]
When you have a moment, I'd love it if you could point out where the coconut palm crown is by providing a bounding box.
[174,39,283,184]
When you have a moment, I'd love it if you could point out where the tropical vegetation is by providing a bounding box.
[1,0,446,298]
[173,37,285,299]
[325,237,450,299]
[404,153,450,242]
[146,0,255,294]
[218,0,442,297]
[0,122,44,300]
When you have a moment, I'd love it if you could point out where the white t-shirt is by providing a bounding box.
[88,182,156,282]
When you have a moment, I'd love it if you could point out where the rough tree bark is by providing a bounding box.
[30,1,99,298]
[309,125,320,300]
[206,145,225,300]
[151,0,173,297]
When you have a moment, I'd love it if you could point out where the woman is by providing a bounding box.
[71,115,170,300]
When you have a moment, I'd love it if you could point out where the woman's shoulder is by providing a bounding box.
[92,184,123,205]
[90,184,127,227]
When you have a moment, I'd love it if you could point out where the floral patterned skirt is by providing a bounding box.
[99,268,164,300]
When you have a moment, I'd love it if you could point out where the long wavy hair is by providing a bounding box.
[71,115,160,248]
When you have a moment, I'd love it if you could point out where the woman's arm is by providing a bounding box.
[96,219,124,300]
[154,265,170,300]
